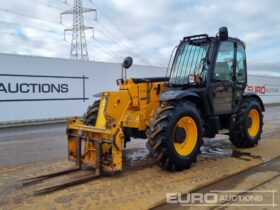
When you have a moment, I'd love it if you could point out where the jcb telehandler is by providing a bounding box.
[67,27,264,174]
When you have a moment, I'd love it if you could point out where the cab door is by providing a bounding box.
[235,43,247,106]
[210,41,235,114]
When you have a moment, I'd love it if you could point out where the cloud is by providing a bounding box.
[0,0,279,76]
[15,28,28,40]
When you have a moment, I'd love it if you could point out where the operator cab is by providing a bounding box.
[166,27,247,115]
[169,28,246,87]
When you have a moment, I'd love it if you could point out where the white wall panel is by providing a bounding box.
[246,75,280,104]
[0,53,279,122]
[0,53,165,122]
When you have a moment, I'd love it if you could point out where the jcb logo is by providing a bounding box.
[247,86,266,94]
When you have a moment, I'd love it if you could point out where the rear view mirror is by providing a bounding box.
[122,56,133,69]
[121,56,133,81]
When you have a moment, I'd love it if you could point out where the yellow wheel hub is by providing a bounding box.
[173,116,198,156]
[248,108,260,138]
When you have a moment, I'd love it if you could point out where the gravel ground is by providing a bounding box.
[0,106,279,210]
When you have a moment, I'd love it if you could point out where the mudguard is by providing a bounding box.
[243,92,265,111]
[160,90,200,102]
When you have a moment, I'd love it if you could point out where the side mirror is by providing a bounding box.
[122,56,133,69]
[121,56,133,82]
[219,27,228,41]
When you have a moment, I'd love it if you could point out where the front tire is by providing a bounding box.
[146,101,203,171]
[229,98,263,148]
[83,100,100,125]
[83,100,131,147]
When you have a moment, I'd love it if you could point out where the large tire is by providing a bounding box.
[83,100,100,125]
[146,101,203,171]
[229,98,263,148]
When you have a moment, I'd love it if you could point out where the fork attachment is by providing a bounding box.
[67,91,131,174]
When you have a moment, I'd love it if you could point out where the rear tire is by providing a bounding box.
[229,98,263,148]
[146,101,203,171]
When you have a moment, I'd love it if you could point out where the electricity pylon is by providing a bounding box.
[61,0,97,61]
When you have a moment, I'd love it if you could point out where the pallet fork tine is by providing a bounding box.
[34,174,100,195]
[19,168,81,183]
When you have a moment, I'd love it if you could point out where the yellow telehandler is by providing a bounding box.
[67,27,264,174]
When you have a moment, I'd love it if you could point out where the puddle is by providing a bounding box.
[201,136,263,162]
[231,150,262,161]
[201,137,233,159]
[123,144,153,171]
[123,147,150,162]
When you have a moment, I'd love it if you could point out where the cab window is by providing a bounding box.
[213,41,234,82]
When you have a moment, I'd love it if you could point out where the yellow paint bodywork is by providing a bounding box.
[67,78,166,173]
[174,116,198,156]
[248,108,260,138]
[121,79,166,130]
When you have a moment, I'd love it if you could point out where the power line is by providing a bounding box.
[65,37,123,62]
[84,18,139,61]
[0,20,64,38]
[24,0,66,12]
[0,8,63,26]
[85,17,151,65]
[1,31,68,46]
[90,41,124,61]
[86,0,154,65]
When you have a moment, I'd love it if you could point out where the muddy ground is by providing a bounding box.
[0,106,279,209]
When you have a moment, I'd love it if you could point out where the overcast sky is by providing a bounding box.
[0,0,279,76]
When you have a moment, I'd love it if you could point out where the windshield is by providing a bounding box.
[170,41,210,85]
